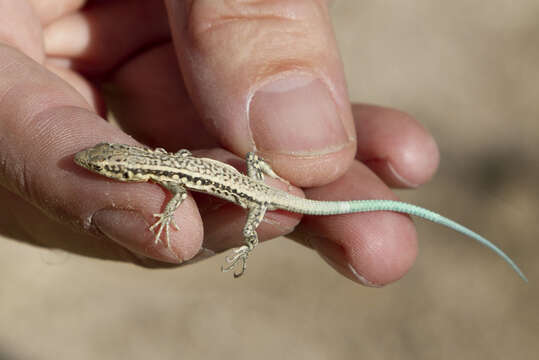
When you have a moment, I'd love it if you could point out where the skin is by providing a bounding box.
[0,0,439,286]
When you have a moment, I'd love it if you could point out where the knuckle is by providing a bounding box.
[185,0,329,49]
[181,0,335,81]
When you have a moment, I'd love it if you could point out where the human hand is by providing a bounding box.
[0,0,438,286]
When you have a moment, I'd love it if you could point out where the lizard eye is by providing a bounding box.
[122,172,130,179]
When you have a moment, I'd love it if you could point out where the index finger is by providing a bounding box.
[0,45,203,263]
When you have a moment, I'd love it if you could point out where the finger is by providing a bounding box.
[0,0,44,62]
[43,0,170,74]
[28,0,85,25]
[0,46,202,264]
[289,161,418,286]
[0,186,137,263]
[165,0,356,186]
[0,185,195,268]
[45,61,105,114]
[42,1,205,148]
[353,104,440,188]
[1,0,102,111]
[105,43,218,150]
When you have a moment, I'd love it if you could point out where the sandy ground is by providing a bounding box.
[1,1,538,359]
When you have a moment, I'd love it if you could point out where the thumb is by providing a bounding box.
[165,0,356,186]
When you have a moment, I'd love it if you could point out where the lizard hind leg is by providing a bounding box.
[222,245,251,278]
[221,205,267,278]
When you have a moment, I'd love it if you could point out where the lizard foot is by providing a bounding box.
[221,245,251,278]
[149,212,180,248]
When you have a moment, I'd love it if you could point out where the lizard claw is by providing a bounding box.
[221,246,250,278]
[149,212,179,248]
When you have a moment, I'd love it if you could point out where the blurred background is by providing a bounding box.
[1,1,538,359]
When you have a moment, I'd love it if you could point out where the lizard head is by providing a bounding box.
[74,143,149,182]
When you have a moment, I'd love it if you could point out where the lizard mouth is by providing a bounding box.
[74,148,104,174]
[73,149,90,168]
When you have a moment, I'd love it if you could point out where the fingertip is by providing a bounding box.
[300,160,419,286]
[308,210,418,287]
[91,194,204,264]
[345,212,419,286]
[354,104,440,188]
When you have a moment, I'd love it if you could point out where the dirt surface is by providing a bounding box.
[1,2,538,359]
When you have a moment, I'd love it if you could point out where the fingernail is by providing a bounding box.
[249,76,351,155]
[386,161,419,188]
[364,159,419,188]
[347,263,382,288]
[93,209,181,263]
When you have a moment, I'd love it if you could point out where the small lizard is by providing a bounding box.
[74,143,527,281]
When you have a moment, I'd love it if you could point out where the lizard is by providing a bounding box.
[74,143,527,281]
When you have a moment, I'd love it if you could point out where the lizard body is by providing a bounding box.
[74,143,526,281]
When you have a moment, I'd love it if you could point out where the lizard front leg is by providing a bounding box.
[149,181,188,249]
[222,205,267,278]
[245,152,289,185]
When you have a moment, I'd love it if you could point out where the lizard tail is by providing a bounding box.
[281,198,527,282]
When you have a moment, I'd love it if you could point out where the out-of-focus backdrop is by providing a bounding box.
[1,2,538,359]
